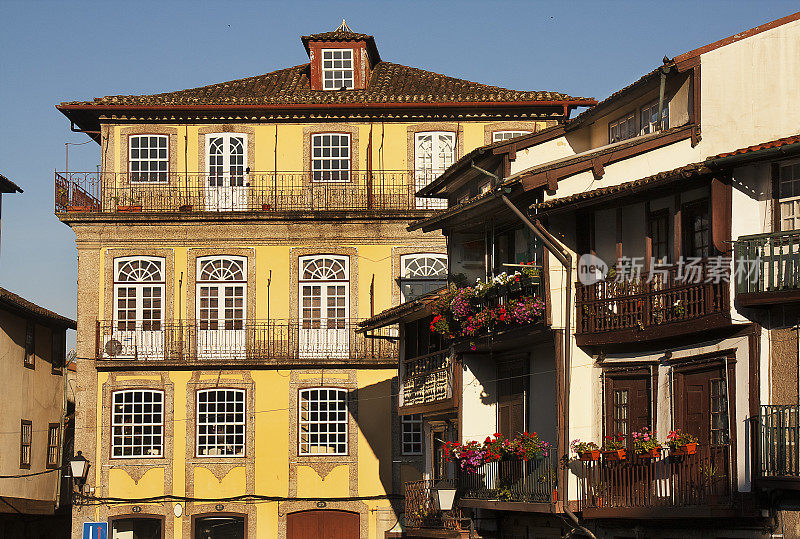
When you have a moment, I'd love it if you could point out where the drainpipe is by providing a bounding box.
[657,57,671,131]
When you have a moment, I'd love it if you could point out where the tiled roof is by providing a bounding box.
[358,287,446,331]
[59,62,586,108]
[301,21,381,63]
[533,162,710,212]
[0,287,76,329]
[712,134,800,159]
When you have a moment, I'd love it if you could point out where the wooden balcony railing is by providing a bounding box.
[575,263,729,346]
[55,171,447,215]
[759,405,800,481]
[95,319,397,365]
[459,454,556,504]
[404,480,465,530]
[735,231,800,306]
[577,445,733,515]
[400,350,454,409]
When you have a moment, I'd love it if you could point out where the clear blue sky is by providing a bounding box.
[0,0,796,325]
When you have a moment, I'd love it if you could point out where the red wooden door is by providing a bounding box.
[287,510,359,539]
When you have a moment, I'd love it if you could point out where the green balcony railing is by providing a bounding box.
[735,231,800,296]
[759,404,800,479]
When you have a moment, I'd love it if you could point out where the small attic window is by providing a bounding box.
[322,49,354,90]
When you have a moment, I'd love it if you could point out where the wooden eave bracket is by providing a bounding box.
[591,158,606,181]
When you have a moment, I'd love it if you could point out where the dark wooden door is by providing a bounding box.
[498,361,526,438]
[676,366,729,447]
[605,376,650,439]
[287,510,359,539]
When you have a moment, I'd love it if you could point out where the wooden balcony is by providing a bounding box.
[94,318,398,368]
[400,350,458,416]
[55,170,446,217]
[575,263,730,348]
[457,455,557,512]
[577,445,735,519]
[757,405,800,489]
[735,231,800,307]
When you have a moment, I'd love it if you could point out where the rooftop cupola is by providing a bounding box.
[301,20,380,91]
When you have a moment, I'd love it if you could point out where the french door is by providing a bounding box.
[299,256,349,359]
[196,257,246,360]
[414,132,454,209]
[112,257,165,360]
[205,134,247,211]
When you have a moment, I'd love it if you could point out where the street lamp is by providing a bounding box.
[69,451,90,490]
[433,480,457,512]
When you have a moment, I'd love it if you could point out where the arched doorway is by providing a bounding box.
[286,510,359,539]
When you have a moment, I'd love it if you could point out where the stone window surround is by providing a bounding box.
[186,248,257,325]
[390,246,447,309]
[302,124,360,180]
[482,121,547,146]
[287,369,359,498]
[190,512,251,538]
[406,123,465,175]
[104,249,175,325]
[108,513,167,537]
[289,247,358,325]
[116,126,180,185]
[197,125,257,178]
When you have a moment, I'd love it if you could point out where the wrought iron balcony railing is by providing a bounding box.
[95,318,397,364]
[758,404,800,481]
[55,171,447,215]
[403,479,465,530]
[459,454,556,504]
[577,444,733,513]
[575,262,729,345]
[400,350,454,409]
[735,231,800,305]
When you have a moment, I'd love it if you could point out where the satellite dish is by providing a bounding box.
[105,339,123,357]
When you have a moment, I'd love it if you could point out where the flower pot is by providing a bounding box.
[66,205,92,212]
[551,489,558,502]
[602,449,626,461]
[261,203,272,211]
[637,448,662,459]
[178,204,193,212]
[579,450,601,462]
[117,205,142,212]
[671,442,698,456]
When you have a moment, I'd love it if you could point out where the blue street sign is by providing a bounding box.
[83,522,108,539]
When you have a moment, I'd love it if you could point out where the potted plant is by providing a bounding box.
[602,433,626,461]
[666,430,698,456]
[631,427,662,459]
[571,439,600,461]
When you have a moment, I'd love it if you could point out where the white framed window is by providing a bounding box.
[639,101,669,135]
[779,161,800,231]
[299,255,349,329]
[298,388,348,455]
[207,134,247,187]
[129,135,168,183]
[400,254,448,301]
[197,389,245,457]
[311,134,351,182]
[402,414,423,455]
[322,48,354,90]
[196,256,246,331]
[492,130,531,142]
[111,390,164,458]
[608,112,636,143]
[114,257,165,331]
[414,131,455,209]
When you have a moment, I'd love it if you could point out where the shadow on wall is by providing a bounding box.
[348,376,395,498]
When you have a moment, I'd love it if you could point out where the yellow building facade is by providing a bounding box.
[56,23,585,539]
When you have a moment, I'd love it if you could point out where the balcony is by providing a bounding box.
[757,405,800,488]
[577,445,735,518]
[403,480,471,538]
[94,319,397,368]
[54,171,446,217]
[575,263,730,347]
[400,350,457,415]
[458,455,557,511]
[735,231,800,307]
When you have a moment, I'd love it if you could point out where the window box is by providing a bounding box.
[117,205,142,213]
[637,447,662,459]
[602,449,626,461]
[579,450,601,462]
[66,205,93,212]
[178,204,193,212]
[671,442,698,456]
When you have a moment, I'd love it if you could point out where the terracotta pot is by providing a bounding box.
[579,450,601,461]
[117,205,142,212]
[638,447,662,459]
[66,205,92,212]
[672,442,698,456]
[602,449,626,461]
[551,489,558,502]
[262,203,272,211]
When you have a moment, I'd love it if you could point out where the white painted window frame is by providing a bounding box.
[196,388,246,457]
[129,134,169,183]
[298,387,349,455]
[321,48,354,90]
[111,389,164,458]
